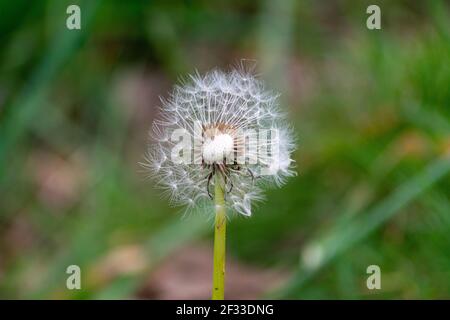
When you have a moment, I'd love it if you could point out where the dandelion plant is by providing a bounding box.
[144,68,296,299]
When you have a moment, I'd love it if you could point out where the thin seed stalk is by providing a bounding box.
[212,174,226,300]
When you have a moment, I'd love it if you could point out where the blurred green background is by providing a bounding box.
[0,0,449,299]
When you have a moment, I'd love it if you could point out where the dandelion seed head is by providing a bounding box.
[143,68,296,217]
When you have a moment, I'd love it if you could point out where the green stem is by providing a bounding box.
[212,175,226,300]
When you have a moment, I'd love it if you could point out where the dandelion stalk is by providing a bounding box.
[212,175,226,300]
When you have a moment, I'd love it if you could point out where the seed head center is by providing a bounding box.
[202,133,234,164]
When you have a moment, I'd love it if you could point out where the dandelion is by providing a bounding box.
[143,68,296,299]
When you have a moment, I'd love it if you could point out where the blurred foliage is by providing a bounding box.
[0,0,449,299]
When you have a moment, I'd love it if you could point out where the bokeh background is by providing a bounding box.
[0,0,449,299]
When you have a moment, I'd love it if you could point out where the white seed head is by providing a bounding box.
[143,68,296,217]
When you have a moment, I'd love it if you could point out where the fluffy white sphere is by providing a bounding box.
[143,68,296,217]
